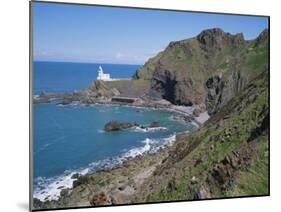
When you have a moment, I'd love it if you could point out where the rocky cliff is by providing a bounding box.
[134,28,268,114]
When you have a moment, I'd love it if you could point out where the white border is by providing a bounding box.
[1,0,280,212]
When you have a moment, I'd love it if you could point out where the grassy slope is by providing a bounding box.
[105,79,150,98]
[134,71,269,202]
[134,29,268,106]
[137,30,267,82]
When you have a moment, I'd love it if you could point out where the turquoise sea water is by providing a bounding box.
[32,61,195,201]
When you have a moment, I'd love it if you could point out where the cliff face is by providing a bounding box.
[134,28,268,114]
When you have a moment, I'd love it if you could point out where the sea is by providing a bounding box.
[32,61,196,201]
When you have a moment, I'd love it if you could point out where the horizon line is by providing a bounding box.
[33,59,143,66]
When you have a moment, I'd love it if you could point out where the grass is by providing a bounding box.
[245,46,268,74]
[225,136,269,196]
[105,79,150,97]
[138,71,269,202]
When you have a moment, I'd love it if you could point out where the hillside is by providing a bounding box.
[134,28,268,114]
[134,70,269,201]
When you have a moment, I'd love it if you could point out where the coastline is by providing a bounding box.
[33,99,209,207]
[33,98,209,204]
[33,129,184,209]
[34,91,209,126]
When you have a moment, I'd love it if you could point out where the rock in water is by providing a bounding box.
[104,120,137,132]
[71,173,80,179]
[149,121,160,128]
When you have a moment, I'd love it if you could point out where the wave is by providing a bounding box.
[97,129,105,133]
[132,126,167,133]
[33,168,89,202]
[33,134,176,202]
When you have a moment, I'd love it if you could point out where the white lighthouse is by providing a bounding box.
[97,65,111,81]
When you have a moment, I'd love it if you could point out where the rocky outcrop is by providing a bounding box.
[149,121,160,128]
[197,28,246,52]
[104,120,138,132]
[135,28,268,114]
[104,120,163,132]
[205,75,224,115]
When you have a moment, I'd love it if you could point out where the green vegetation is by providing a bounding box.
[105,79,150,97]
[134,28,268,107]
[136,71,269,201]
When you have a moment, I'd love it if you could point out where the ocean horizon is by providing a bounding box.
[33,61,141,95]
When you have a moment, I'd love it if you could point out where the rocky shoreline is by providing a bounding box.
[33,87,209,208]
[33,86,209,127]
[33,131,180,209]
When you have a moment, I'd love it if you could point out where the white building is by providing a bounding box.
[97,65,112,81]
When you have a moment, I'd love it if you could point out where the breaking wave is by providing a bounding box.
[33,134,176,202]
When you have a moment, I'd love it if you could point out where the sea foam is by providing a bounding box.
[33,134,176,202]
[132,126,167,133]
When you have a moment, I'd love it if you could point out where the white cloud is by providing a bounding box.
[113,49,164,64]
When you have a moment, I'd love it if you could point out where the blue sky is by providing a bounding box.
[32,2,268,64]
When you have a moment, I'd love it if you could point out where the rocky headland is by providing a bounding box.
[33,28,269,210]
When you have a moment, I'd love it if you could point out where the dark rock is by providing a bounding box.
[57,186,64,189]
[73,176,89,188]
[151,71,194,106]
[71,173,80,179]
[248,110,269,142]
[61,98,73,105]
[33,198,43,209]
[206,150,242,192]
[205,75,224,115]
[254,28,268,48]
[197,28,245,52]
[149,121,160,128]
[104,120,137,132]
[60,188,69,197]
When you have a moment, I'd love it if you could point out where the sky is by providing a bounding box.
[32,2,268,65]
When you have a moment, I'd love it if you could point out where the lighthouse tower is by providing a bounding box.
[97,65,111,81]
